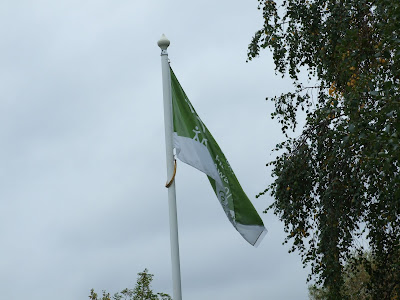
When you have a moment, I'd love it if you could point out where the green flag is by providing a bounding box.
[170,68,267,246]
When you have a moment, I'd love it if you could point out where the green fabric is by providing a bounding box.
[170,67,265,232]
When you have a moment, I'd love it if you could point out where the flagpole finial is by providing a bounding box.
[158,34,170,50]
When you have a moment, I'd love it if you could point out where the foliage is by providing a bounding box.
[89,269,172,300]
[308,252,393,300]
[309,284,329,300]
[248,0,400,299]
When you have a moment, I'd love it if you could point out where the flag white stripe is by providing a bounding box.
[173,133,222,185]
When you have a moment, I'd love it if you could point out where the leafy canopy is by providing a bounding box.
[89,269,172,300]
[308,251,400,300]
[248,0,400,299]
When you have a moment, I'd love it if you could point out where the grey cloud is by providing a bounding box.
[0,1,309,299]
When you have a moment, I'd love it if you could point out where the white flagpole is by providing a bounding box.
[158,34,183,300]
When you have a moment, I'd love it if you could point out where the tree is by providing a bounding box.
[248,0,400,299]
[309,251,400,300]
[308,252,375,300]
[89,269,172,300]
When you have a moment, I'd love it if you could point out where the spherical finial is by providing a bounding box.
[157,34,170,50]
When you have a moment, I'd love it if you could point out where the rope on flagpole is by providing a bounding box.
[165,159,177,188]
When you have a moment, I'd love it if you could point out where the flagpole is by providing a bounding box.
[158,34,183,300]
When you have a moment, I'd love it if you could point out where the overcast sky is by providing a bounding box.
[0,1,311,299]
